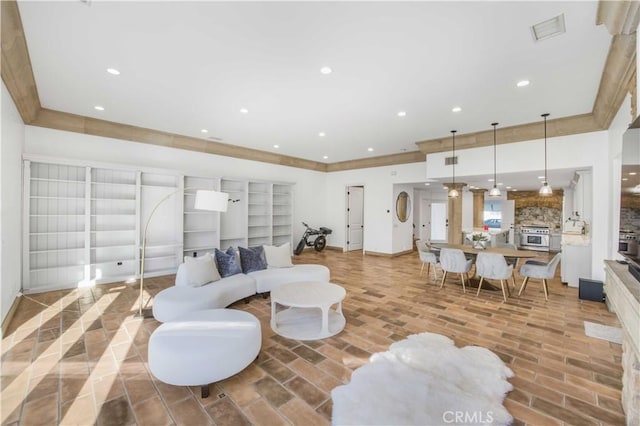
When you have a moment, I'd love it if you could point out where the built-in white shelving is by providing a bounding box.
[23,159,293,293]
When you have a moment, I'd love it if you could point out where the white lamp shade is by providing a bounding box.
[488,186,501,197]
[194,190,229,212]
[539,182,553,196]
[448,188,459,198]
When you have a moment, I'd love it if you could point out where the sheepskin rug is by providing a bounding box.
[331,333,514,425]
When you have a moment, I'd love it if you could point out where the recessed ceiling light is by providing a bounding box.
[106,68,120,75]
[506,186,512,189]
[424,183,430,186]
[517,80,530,87]
[318,132,326,137]
[201,129,208,133]
[320,66,332,75]
[94,105,104,111]
[397,111,407,117]
[488,178,494,182]
[538,176,545,179]
[240,108,249,114]
[273,145,280,149]
[452,106,462,113]
[323,155,329,160]
[630,172,637,176]
[622,177,629,181]
[367,147,374,152]
[497,183,504,186]
[512,189,518,192]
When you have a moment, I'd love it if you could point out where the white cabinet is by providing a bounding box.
[561,241,592,287]
[550,233,562,252]
[572,170,592,224]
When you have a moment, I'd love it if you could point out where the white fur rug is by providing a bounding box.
[331,333,514,425]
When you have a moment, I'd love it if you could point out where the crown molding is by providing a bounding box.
[326,151,425,172]
[597,0,640,36]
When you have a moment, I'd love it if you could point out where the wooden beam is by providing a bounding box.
[326,151,425,172]
[597,0,640,36]
[32,109,328,172]
[1,0,40,123]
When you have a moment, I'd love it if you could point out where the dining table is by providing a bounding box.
[429,243,542,291]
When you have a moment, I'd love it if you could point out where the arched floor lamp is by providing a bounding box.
[136,188,229,318]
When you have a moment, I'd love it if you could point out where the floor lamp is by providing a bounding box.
[136,188,229,318]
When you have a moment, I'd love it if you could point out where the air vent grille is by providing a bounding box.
[532,14,566,41]
[445,156,458,166]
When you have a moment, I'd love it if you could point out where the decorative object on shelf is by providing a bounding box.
[539,113,553,196]
[489,122,501,197]
[138,188,228,318]
[448,130,459,198]
[472,232,489,249]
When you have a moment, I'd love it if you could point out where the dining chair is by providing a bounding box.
[475,252,513,302]
[495,242,519,288]
[439,248,473,293]
[416,239,439,282]
[518,253,561,301]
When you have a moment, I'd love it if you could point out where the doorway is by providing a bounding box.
[346,186,364,251]
[430,201,448,243]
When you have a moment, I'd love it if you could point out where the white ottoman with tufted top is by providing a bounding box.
[148,309,261,397]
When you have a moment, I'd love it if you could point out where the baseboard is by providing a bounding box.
[325,245,343,252]
[1,294,23,338]
[365,249,413,258]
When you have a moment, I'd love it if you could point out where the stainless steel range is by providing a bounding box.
[520,226,550,252]
[619,230,638,256]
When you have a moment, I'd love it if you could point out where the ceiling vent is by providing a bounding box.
[445,156,458,166]
[531,14,566,42]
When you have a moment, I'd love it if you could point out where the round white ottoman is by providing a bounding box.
[148,309,261,397]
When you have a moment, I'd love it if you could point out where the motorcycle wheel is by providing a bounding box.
[294,239,305,255]
[314,236,327,252]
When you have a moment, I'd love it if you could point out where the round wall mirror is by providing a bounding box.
[396,191,411,222]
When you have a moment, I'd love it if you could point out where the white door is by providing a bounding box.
[347,186,364,251]
[430,202,447,243]
[420,198,431,241]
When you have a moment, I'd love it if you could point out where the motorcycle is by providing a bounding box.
[294,222,332,255]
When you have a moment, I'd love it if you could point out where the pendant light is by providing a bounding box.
[539,113,553,196]
[448,130,459,198]
[488,122,501,197]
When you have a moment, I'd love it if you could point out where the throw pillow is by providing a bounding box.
[239,246,267,273]
[183,253,221,287]
[263,242,293,268]
[215,247,242,277]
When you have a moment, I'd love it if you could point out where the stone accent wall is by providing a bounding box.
[620,207,640,233]
[622,332,640,424]
[515,206,563,231]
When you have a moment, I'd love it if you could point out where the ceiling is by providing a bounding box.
[17,1,611,164]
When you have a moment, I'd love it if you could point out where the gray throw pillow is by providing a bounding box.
[214,247,242,277]
[239,246,267,273]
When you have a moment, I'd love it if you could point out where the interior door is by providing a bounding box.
[502,200,516,244]
[430,202,447,243]
[347,186,364,251]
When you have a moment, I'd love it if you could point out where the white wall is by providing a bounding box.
[23,126,327,245]
[324,162,426,254]
[1,83,25,328]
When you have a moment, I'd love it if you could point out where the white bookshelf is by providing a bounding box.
[272,184,293,246]
[24,161,88,292]
[220,179,248,249]
[90,167,138,284]
[183,176,221,258]
[139,172,181,277]
[23,158,295,293]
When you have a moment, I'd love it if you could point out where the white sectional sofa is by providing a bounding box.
[153,262,330,322]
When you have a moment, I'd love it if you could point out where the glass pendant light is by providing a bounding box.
[488,122,501,197]
[448,130,459,197]
[539,113,553,196]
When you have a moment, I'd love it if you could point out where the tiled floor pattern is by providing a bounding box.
[1,250,626,425]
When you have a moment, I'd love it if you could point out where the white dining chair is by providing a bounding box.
[475,252,513,302]
[495,242,519,288]
[416,239,439,282]
[518,253,562,301]
[439,248,473,293]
